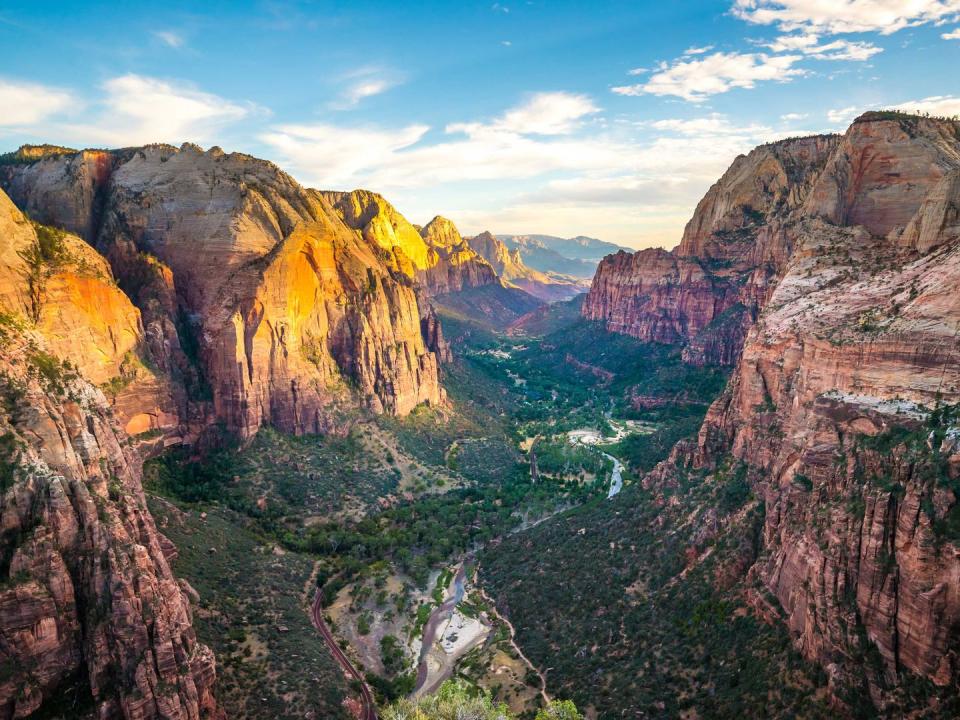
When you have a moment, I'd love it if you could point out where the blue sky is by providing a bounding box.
[1,1,959,247]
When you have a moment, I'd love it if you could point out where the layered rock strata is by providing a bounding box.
[647,113,960,710]
[2,146,446,441]
[583,134,841,364]
[0,190,220,719]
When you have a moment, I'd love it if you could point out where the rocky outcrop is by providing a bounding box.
[468,231,587,302]
[2,146,446,441]
[583,135,841,365]
[321,192,500,297]
[651,113,960,711]
[320,189,434,277]
[0,189,166,444]
[0,191,219,719]
[418,216,500,295]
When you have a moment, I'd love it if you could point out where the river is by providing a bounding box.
[603,452,623,498]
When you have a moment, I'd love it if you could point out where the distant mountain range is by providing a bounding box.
[496,234,631,279]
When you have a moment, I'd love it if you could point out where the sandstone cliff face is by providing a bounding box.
[656,114,960,711]
[2,146,446,441]
[0,192,219,720]
[418,216,500,295]
[321,193,501,297]
[583,135,840,365]
[468,231,587,302]
[0,188,164,445]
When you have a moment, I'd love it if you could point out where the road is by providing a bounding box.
[311,591,378,720]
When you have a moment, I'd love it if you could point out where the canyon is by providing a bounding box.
[2,110,960,719]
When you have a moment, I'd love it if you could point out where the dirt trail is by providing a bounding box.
[475,580,550,706]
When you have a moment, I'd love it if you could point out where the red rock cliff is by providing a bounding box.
[2,145,446,441]
[583,134,840,365]
[657,113,960,711]
[0,190,220,719]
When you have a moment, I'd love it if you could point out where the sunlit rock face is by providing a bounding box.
[0,188,221,720]
[2,145,446,441]
[644,113,960,710]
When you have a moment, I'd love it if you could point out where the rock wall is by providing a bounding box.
[653,113,960,711]
[0,191,220,719]
[418,216,500,295]
[2,146,446,441]
[583,135,840,365]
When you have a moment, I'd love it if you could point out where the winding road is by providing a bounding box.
[311,591,378,720]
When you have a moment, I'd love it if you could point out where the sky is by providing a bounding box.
[1,1,959,249]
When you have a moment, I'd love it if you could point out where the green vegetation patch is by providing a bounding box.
[146,496,350,720]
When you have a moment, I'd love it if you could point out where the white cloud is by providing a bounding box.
[823,96,960,129]
[780,112,808,121]
[648,113,771,136]
[732,0,960,35]
[684,45,715,55]
[766,33,882,60]
[613,51,805,101]
[260,123,430,188]
[943,27,960,37]
[336,79,391,108]
[827,105,859,125]
[154,30,185,48]
[260,96,787,247]
[0,78,74,126]
[62,74,252,146]
[329,68,402,110]
[890,95,960,116]
[452,92,599,136]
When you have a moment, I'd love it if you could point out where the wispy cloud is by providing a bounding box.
[780,112,808,121]
[447,92,599,136]
[684,45,714,55]
[329,68,402,110]
[765,33,882,60]
[826,105,859,125]
[259,93,790,246]
[0,77,74,127]
[153,30,185,48]
[70,74,253,145]
[943,27,960,38]
[891,95,960,116]
[824,95,960,128]
[0,74,255,146]
[613,51,805,102]
[732,0,960,35]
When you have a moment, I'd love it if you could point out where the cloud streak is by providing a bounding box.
[613,51,805,102]
[153,30,185,48]
[259,94,793,246]
[732,0,960,35]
